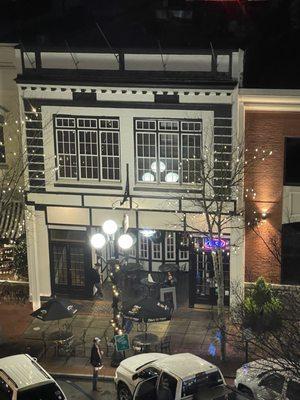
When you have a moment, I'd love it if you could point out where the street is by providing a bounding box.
[57,378,117,400]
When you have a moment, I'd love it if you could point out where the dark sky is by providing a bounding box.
[1,0,300,88]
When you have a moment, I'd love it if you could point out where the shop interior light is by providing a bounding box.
[90,233,106,249]
[118,233,134,250]
[142,172,155,182]
[165,172,179,183]
[141,229,156,237]
[103,219,118,235]
[151,161,166,173]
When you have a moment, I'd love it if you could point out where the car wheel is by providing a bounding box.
[118,384,132,400]
[238,384,254,399]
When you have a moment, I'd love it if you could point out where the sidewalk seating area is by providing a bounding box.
[20,299,242,378]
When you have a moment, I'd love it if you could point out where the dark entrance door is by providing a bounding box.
[49,229,91,298]
[189,238,230,307]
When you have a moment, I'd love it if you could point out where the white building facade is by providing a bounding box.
[16,48,244,309]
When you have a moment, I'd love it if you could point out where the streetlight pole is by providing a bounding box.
[90,219,134,366]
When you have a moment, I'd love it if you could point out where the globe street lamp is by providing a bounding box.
[90,219,135,366]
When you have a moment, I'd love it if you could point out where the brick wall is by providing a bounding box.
[245,111,300,283]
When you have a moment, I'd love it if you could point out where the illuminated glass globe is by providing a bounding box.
[118,234,133,250]
[165,172,179,183]
[90,233,106,249]
[151,161,166,173]
[103,219,118,235]
[142,172,155,182]
[141,229,156,237]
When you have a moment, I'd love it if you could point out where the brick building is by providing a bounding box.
[240,90,300,285]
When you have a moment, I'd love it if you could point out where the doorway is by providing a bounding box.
[49,229,91,297]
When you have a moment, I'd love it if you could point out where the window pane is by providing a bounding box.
[159,133,179,183]
[165,232,176,260]
[285,137,300,185]
[78,130,99,180]
[56,129,77,178]
[136,132,157,182]
[100,130,120,181]
[139,234,149,259]
[182,134,201,183]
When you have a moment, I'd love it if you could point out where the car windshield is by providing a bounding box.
[18,383,64,400]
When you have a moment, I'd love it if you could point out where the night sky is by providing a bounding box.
[1,0,300,88]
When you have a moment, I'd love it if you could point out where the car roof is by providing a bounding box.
[246,359,300,382]
[153,353,218,380]
[0,354,52,390]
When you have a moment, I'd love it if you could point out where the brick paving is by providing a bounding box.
[1,298,244,380]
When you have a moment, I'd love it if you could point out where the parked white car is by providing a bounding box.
[115,352,231,400]
[0,354,67,400]
[235,359,300,399]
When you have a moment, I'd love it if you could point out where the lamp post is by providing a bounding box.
[90,219,135,366]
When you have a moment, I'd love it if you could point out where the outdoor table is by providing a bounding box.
[140,278,160,296]
[132,333,159,353]
[125,263,141,273]
[46,330,74,356]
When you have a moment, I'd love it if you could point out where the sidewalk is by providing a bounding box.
[1,300,244,380]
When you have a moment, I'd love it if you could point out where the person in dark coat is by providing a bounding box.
[88,265,103,298]
[90,337,103,391]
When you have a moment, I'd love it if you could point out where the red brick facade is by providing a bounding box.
[244,110,300,283]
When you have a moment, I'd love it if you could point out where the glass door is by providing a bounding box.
[50,241,90,297]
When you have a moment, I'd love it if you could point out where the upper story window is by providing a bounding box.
[55,116,120,181]
[135,118,202,184]
[284,137,300,186]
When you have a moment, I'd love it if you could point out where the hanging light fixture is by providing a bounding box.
[90,233,106,249]
[118,233,134,250]
[165,172,179,183]
[142,172,155,182]
[151,161,166,173]
[103,219,118,235]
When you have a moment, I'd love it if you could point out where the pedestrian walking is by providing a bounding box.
[90,337,103,391]
[88,265,103,299]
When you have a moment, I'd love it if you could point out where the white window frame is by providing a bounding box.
[78,129,99,180]
[139,234,149,259]
[56,128,77,179]
[100,130,120,181]
[136,131,157,183]
[152,242,162,261]
[181,133,202,184]
[159,132,179,184]
[165,232,176,261]
[179,236,189,260]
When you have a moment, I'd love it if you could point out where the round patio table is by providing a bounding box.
[132,333,159,353]
[159,263,180,273]
[125,263,141,273]
[47,330,73,342]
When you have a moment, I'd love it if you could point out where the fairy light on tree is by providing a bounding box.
[173,132,273,361]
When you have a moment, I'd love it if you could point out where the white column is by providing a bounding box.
[229,216,245,307]
[26,206,41,310]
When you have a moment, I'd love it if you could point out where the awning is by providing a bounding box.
[0,202,24,243]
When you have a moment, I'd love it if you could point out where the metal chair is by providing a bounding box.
[104,335,115,357]
[160,336,171,354]
[73,328,87,356]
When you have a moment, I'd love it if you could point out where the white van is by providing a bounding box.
[0,354,66,400]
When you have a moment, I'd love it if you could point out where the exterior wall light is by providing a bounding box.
[103,219,118,235]
[261,212,268,220]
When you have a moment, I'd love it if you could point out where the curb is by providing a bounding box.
[50,372,235,381]
[51,372,114,381]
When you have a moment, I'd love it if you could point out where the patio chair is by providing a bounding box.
[104,335,115,357]
[57,337,75,361]
[160,336,171,354]
[72,328,87,357]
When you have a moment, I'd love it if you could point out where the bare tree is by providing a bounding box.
[176,131,271,361]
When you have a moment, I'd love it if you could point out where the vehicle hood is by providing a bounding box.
[118,353,169,374]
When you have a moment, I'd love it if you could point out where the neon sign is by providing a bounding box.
[204,238,228,250]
